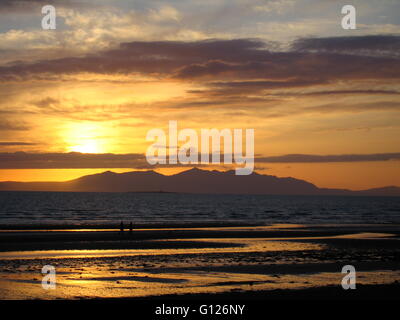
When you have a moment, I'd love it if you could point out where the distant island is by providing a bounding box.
[0,168,399,196]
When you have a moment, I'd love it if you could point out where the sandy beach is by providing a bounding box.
[0,223,399,300]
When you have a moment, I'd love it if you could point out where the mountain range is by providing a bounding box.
[0,168,399,196]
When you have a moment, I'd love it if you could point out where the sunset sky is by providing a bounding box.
[0,0,399,190]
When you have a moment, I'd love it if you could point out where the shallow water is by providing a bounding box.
[0,234,398,300]
[0,238,325,260]
[1,192,400,226]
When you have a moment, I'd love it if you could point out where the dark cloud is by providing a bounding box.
[0,142,36,146]
[174,53,400,81]
[0,0,85,12]
[210,80,324,90]
[292,90,400,97]
[0,39,269,79]
[0,152,220,170]
[292,35,400,57]
[0,151,399,169]
[256,153,400,163]
[2,37,400,118]
[194,79,328,96]
[0,152,147,169]
[187,84,400,100]
[0,120,30,131]
[255,101,400,119]
[34,97,59,108]
[2,37,400,84]
[306,101,400,114]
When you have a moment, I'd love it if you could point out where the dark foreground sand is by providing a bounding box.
[0,224,399,300]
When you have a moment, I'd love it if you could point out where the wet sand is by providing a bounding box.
[0,224,399,300]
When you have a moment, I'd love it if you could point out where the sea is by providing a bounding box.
[0,191,399,227]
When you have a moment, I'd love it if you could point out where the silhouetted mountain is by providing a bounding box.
[353,186,400,197]
[0,168,399,196]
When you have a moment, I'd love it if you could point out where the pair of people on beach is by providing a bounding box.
[120,221,133,232]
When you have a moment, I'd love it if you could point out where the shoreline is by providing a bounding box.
[0,221,262,231]
[1,223,399,300]
[106,283,400,301]
[0,221,398,230]
[1,223,400,252]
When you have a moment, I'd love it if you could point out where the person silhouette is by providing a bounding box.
[129,222,133,233]
[120,221,124,232]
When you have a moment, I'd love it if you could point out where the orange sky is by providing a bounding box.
[0,160,399,191]
[0,0,400,190]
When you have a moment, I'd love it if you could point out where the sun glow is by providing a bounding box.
[68,140,101,154]
[64,122,107,154]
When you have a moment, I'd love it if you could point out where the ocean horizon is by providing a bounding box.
[1,191,399,227]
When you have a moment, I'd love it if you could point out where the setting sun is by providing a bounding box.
[68,140,102,154]
[63,122,107,154]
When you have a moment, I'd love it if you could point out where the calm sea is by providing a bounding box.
[0,191,399,226]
